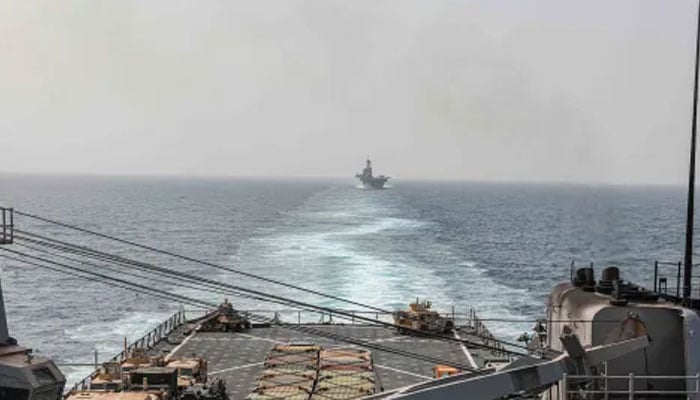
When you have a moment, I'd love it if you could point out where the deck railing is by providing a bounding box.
[187,306,512,357]
[561,372,700,399]
[185,307,479,326]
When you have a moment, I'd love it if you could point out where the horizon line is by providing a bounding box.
[0,170,689,187]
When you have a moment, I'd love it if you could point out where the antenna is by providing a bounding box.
[683,1,700,301]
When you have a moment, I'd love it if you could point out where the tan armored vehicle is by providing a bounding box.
[120,348,166,380]
[65,366,175,400]
[89,362,124,392]
[166,357,207,389]
[128,367,178,394]
[199,299,251,332]
[393,299,454,334]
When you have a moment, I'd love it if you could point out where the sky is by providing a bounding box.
[0,0,698,184]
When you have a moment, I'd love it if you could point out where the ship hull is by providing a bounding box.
[361,179,388,189]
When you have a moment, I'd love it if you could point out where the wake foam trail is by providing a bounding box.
[233,185,539,341]
[454,261,536,340]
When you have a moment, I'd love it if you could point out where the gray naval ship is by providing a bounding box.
[4,5,700,400]
[356,158,389,189]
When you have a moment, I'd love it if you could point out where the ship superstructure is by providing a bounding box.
[356,158,389,189]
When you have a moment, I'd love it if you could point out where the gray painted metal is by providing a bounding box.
[0,350,66,395]
[378,335,649,400]
[0,276,10,346]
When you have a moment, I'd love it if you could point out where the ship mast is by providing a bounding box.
[0,208,12,344]
[683,1,700,301]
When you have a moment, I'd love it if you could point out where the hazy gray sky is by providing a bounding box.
[1,0,698,183]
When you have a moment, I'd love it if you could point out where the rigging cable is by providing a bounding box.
[12,240,310,311]
[14,209,552,345]
[13,229,527,353]
[0,250,495,370]
[13,210,389,312]
[12,234,366,326]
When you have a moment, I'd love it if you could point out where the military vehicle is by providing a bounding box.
[393,299,454,334]
[89,362,124,391]
[128,367,178,394]
[199,300,251,333]
[121,348,156,377]
[180,379,227,400]
[166,358,207,390]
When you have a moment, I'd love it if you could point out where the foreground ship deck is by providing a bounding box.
[69,310,512,400]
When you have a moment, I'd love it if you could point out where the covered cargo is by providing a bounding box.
[246,344,320,400]
[310,349,376,400]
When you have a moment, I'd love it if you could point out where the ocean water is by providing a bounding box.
[0,175,691,385]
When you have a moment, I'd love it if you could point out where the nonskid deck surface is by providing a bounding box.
[150,323,509,400]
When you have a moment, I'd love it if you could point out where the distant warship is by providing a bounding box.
[355,158,389,189]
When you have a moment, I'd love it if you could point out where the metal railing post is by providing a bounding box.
[678,262,682,299]
[629,373,634,400]
[604,361,609,400]
[654,261,658,292]
[561,373,568,400]
[297,310,301,325]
